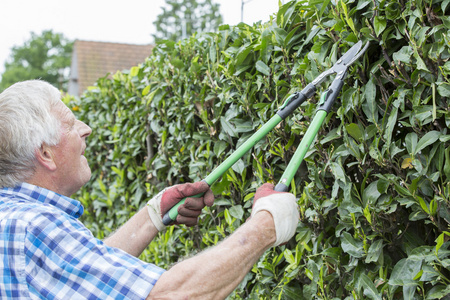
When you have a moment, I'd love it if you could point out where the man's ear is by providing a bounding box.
[35,144,57,171]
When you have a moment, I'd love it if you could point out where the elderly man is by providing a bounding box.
[0,80,299,299]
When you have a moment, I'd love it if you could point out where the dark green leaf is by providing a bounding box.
[341,232,364,258]
[361,274,382,300]
[374,16,387,36]
[388,258,422,286]
[362,181,381,206]
[366,240,383,263]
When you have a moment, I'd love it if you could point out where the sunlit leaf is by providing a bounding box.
[401,157,413,169]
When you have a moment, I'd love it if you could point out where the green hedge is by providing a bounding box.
[71,0,450,298]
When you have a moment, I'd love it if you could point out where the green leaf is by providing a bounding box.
[224,208,233,225]
[356,0,371,9]
[304,26,321,45]
[273,28,288,47]
[377,178,390,194]
[427,285,450,299]
[362,78,378,123]
[282,285,304,299]
[284,248,295,265]
[362,181,381,206]
[366,240,383,263]
[330,162,347,183]
[234,119,253,133]
[361,274,382,300]
[417,196,429,214]
[435,231,450,255]
[209,44,216,63]
[413,49,430,72]
[305,268,314,281]
[405,132,418,155]
[363,205,372,224]
[318,0,332,18]
[229,205,244,220]
[413,269,423,280]
[388,258,422,286]
[236,43,253,65]
[129,66,139,77]
[345,123,363,141]
[220,117,237,137]
[414,131,440,155]
[171,58,184,69]
[393,46,412,64]
[341,232,364,258]
[384,100,399,145]
[213,141,228,157]
[142,85,151,96]
[340,1,356,35]
[437,82,450,97]
[374,16,387,36]
[255,60,271,76]
[321,128,340,144]
[231,159,245,174]
[443,0,450,11]
[444,147,450,179]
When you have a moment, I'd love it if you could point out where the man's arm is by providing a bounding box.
[147,211,276,299]
[103,207,158,257]
[104,181,214,257]
[147,183,299,299]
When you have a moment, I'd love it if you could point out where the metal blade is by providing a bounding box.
[311,40,368,86]
[346,41,370,67]
[334,40,363,68]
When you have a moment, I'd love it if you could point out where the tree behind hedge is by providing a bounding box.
[0,30,73,92]
[71,0,450,298]
[152,0,223,42]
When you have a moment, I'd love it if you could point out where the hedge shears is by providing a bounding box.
[162,40,369,225]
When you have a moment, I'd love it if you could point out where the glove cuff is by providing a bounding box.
[147,188,168,232]
[251,193,299,247]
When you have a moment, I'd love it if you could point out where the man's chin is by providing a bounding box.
[84,170,92,183]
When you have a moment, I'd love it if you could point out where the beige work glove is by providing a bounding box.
[251,183,299,246]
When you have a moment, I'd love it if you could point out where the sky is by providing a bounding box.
[0,0,283,76]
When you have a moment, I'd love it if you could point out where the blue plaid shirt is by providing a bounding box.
[0,183,165,299]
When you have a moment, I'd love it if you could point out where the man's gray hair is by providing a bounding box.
[0,80,62,188]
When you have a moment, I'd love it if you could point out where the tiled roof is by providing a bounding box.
[69,40,153,96]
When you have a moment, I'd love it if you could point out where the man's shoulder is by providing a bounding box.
[0,194,72,229]
[1,193,92,249]
[1,193,56,212]
[1,183,84,219]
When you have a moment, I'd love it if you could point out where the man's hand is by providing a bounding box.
[147,181,214,231]
[251,183,299,246]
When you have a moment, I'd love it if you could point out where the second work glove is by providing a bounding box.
[147,181,214,231]
[251,183,299,247]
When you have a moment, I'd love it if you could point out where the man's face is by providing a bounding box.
[50,101,92,196]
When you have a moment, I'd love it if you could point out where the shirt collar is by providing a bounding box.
[0,182,84,218]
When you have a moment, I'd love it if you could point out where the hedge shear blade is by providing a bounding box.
[162,40,369,225]
[311,40,369,87]
[276,40,369,120]
[274,41,369,192]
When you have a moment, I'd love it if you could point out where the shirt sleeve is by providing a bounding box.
[23,209,165,300]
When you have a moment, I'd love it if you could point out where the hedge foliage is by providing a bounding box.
[71,0,450,298]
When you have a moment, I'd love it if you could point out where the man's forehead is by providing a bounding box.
[53,101,75,121]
